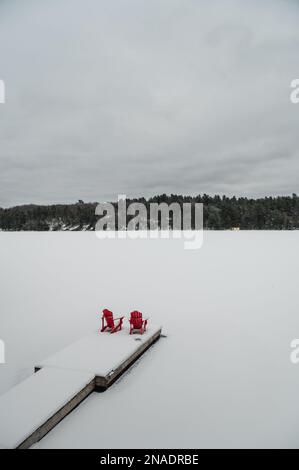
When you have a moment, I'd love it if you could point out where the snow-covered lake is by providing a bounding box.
[0,232,299,448]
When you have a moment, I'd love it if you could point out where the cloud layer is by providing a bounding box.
[0,0,299,206]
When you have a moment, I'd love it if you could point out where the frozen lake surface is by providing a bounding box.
[0,231,299,448]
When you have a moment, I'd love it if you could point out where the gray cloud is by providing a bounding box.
[0,0,299,206]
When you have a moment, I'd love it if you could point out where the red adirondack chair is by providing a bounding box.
[129,310,148,334]
[101,309,124,334]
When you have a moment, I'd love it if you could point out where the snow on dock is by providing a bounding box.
[0,326,161,448]
[0,367,95,449]
[36,325,162,389]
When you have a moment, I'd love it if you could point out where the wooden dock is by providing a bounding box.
[35,326,162,390]
[0,326,161,449]
[0,368,95,449]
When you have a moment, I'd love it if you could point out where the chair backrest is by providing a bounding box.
[103,309,114,328]
[130,310,143,328]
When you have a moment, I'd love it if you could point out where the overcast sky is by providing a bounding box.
[0,0,299,207]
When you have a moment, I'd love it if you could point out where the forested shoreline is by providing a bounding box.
[1,194,299,231]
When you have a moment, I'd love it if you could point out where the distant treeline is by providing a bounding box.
[1,194,299,230]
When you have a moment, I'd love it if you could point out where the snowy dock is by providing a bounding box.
[36,326,162,389]
[0,326,161,448]
[0,367,95,449]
